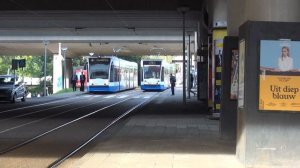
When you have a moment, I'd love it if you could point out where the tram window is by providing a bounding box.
[144,66,161,79]
[114,67,119,82]
[90,71,108,79]
[161,67,164,81]
[110,64,114,82]
[89,62,110,79]
[141,68,143,81]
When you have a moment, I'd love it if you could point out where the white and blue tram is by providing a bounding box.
[140,59,175,91]
[87,56,138,92]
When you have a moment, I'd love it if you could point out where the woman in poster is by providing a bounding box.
[278,46,293,71]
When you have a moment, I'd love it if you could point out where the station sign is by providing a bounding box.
[12,59,26,70]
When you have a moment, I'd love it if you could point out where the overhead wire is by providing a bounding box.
[104,0,137,35]
[7,0,78,34]
[104,0,130,28]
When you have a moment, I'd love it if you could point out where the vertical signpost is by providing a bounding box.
[43,41,49,96]
[178,6,189,105]
[12,59,26,83]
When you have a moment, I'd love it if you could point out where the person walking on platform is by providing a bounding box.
[71,73,78,92]
[80,72,86,92]
[190,74,196,96]
[170,73,176,95]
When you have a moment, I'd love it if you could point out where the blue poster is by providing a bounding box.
[260,40,300,71]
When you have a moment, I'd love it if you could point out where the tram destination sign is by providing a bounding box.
[89,58,110,64]
[143,61,161,65]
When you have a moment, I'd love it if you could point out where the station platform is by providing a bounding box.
[60,87,244,168]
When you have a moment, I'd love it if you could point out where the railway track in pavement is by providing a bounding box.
[0,90,159,168]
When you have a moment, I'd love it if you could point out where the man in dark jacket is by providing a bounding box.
[170,74,176,95]
[80,72,86,91]
[71,73,78,91]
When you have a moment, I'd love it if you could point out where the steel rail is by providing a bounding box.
[0,90,137,126]
[0,96,113,134]
[49,92,159,168]
[0,89,137,114]
[0,95,135,155]
[0,96,80,114]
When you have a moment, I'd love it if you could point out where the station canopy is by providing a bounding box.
[0,0,203,57]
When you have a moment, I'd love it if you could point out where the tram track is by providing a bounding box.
[0,90,159,168]
[0,91,139,152]
[0,89,137,116]
[0,91,138,132]
[0,96,81,114]
[50,92,157,168]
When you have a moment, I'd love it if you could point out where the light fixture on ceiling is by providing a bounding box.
[150,47,165,56]
[61,47,68,61]
[150,47,165,52]
[113,47,123,53]
[89,52,94,56]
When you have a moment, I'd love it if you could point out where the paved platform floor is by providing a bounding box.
[60,87,244,168]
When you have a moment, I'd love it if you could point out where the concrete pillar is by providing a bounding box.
[66,58,72,88]
[226,1,300,167]
[238,21,300,168]
[227,0,300,36]
[208,0,227,28]
[227,0,245,36]
[53,54,63,94]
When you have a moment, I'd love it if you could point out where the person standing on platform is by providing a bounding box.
[170,73,176,95]
[80,72,86,91]
[190,73,196,96]
[71,73,78,92]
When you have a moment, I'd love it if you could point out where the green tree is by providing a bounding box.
[117,55,143,64]
[0,55,53,78]
[0,56,12,74]
[72,56,87,67]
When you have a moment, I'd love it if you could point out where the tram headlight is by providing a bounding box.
[104,80,109,86]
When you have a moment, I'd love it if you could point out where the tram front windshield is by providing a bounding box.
[89,58,110,79]
[144,65,161,79]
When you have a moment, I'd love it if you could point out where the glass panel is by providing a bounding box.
[0,77,15,85]
[89,58,110,79]
[143,65,161,79]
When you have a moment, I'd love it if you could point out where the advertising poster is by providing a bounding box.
[230,49,239,99]
[214,40,222,110]
[212,29,227,111]
[238,40,245,108]
[259,40,300,111]
[53,54,63,94]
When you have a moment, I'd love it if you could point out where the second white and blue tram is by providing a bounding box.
[87,56,138,92]
[140,59,175,91]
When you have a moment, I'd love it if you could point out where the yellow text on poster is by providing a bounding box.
[259,75,300,111]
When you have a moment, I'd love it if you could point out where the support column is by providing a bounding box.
[227,0,300,36]
[52,53,63,94]
[208,0,228,116]
[53,43,63,94]
[66,58,72,89]
[226,0,300,167]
